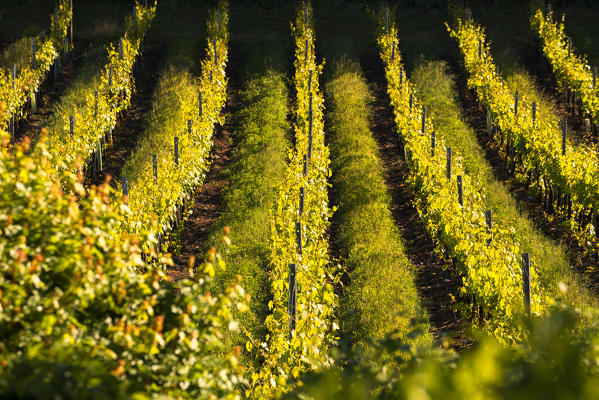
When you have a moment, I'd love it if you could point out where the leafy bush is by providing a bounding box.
[44,1,155,178]
[380,13,543,342]
[449,15,599,259]
[284,302,599,400]
[0,107,249,398]
[119,4,228,250]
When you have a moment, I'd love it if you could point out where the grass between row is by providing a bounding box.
[411,59,598,314]
[205,70,290,359]
[325,61,431,355]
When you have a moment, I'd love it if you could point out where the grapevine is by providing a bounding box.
[44,1,156,179]
[117,4,228,255]
[248,2,337,397]
[531,9,599,128]
[380,15,544,342]
[0,109,248,399]
[0,0,72,130]
[449,17,599,259]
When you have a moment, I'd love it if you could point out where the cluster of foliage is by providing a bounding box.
[531,9,599,124]
[411,59,598,321]
[284,301,599,399]
[0,105,249,398]
[248,2,338,397]
[449,16,599,259]
[118,4,228,253]
[0,0,72,128]
[44,1,155,177]
[379,18,544,341]
[326,61,431,356]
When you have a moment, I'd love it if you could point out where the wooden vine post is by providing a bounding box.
[122,177,129,205]
[199,91,203,116]
[457,175,463,208]
[295,222,302,255]
[299,187,305,215]
[562,119,567,156]
[174,137,179,166]
[152,154,157,182]
[446,147,452,179]
[94,91,98,119]
[95,141,102,172]
[288,263,297,334]
[521,253,531,316]
[308,92,313,159]
[304,39,308,67]
[303,154,308,176]
[485,210,493,245]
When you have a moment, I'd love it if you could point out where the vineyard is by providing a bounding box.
[3,0,599,399]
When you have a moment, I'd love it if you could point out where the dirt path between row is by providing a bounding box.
[169,101,236,278]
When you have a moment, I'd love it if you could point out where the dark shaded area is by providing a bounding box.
[0,0,54,48]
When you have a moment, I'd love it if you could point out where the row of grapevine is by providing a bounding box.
[531,9,599,126]
[449,17,599,258]
[379,17,543,342]
[43,1,155,178]
[0,116,248,397]
[249,3,337,397]
[409,59,599,320]
[0,0,72,131]
[117,4,228,255]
